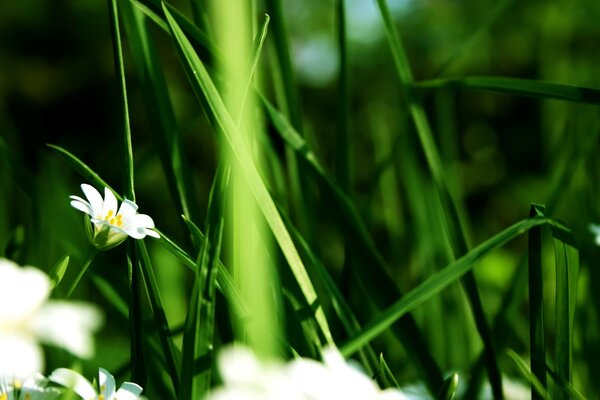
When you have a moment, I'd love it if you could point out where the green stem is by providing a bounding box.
[66,248,98,298]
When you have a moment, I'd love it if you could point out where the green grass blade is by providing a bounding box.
[339,215,559,357]
[374,0,500,395]
[162,4,333,346]
[47,144,116,194]
[121,0,201,227]
[551,224,579,399]
[262,96,443,392]
[529,204,547,400]
[180,165,225,399]
[378,354,400,390]
[335,0,350,190]
[506,349,550,400]
[137,240,182,391]
[126,248,146,385]
[415,77,600,104]
[49,254,70,289]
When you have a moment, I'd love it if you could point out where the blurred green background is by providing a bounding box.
[1,0,600,397]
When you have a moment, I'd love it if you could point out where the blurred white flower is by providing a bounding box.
[0,373,62,400]
[70,184,159,250]
[590,223,600,246]
[49,368,143,400]
[0,259,103,381]
[207,345,407,400]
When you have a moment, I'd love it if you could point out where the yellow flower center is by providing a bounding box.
[101,210,124,228]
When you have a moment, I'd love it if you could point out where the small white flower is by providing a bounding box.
[48,368,143,400]
[70,184,159,250]
[590,223,600,246]
[0,259,103,381]
[207,344,407,400]
[0,373,62,400]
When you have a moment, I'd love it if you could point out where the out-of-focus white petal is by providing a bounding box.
[217,345,266,386]
[113,382,144,400]
[21,373,62,400]
[48,369,97,400]
[101,188,118,218]
[29,302,103,358]
[131,214,155,229]
[99,368,116,399]
[0,333,43,382]
[377,389,409,400]
[0,261,50,326]
[81,184,104,217]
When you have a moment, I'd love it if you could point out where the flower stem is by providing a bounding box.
[66,248,98,298]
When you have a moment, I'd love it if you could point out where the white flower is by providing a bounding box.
[0,373,62,400]
[590,223,600,246]
[70,184,159,250]
[0,259,103,381]
[48,368,143,400]
[207,345,407,400]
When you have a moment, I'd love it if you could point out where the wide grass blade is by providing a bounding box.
[551,223,579,399]
[415,77,600,104]
[339,215,562,357]
[529,204,547,399]
[161,4,334,346]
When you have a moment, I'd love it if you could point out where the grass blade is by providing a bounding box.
[529,204,547,400]
[262,96,443,392]
[374,0,501,395]
[551,223,579,399]
[506,349,550,400]
[162,4,334,346]
[339,215,560,357]
[415,77,600,104]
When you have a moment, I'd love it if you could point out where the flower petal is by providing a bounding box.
[113,382,144,400]
[81,184,104,217]
[117,199,138,218]
[29,302,103,358]
[69,196,94,217]
[0,260,50,326]
[102,188,118,219]
[48,369,96,400]
[0,333,44,382]
[132,214,155,229]
[21,373,62,400]
[99,368,116,398]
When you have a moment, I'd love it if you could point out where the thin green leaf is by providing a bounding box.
[378,354,400,390]
[162,4,333,346]
[551,224,579,399]
[415,77,600,104]
[49,254,70,289]
[47,144,116,196]
[529,204,547,400]
[180,165,226,399]
[437,373,459,400]
[374,0,500,395]
[339,216,560,357]
[262,95,443,391]
[506,349,550,400]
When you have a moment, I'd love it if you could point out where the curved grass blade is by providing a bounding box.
[339,215,561,357]
[47,144,115,195]
[415,77,600,104]
[374,0,500,395]
[262,96,443,392]
[162,4,333,346]
[49,254,70,289]
[506,349,550,400]
[378,354,400,390]
[438,373,459,400]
